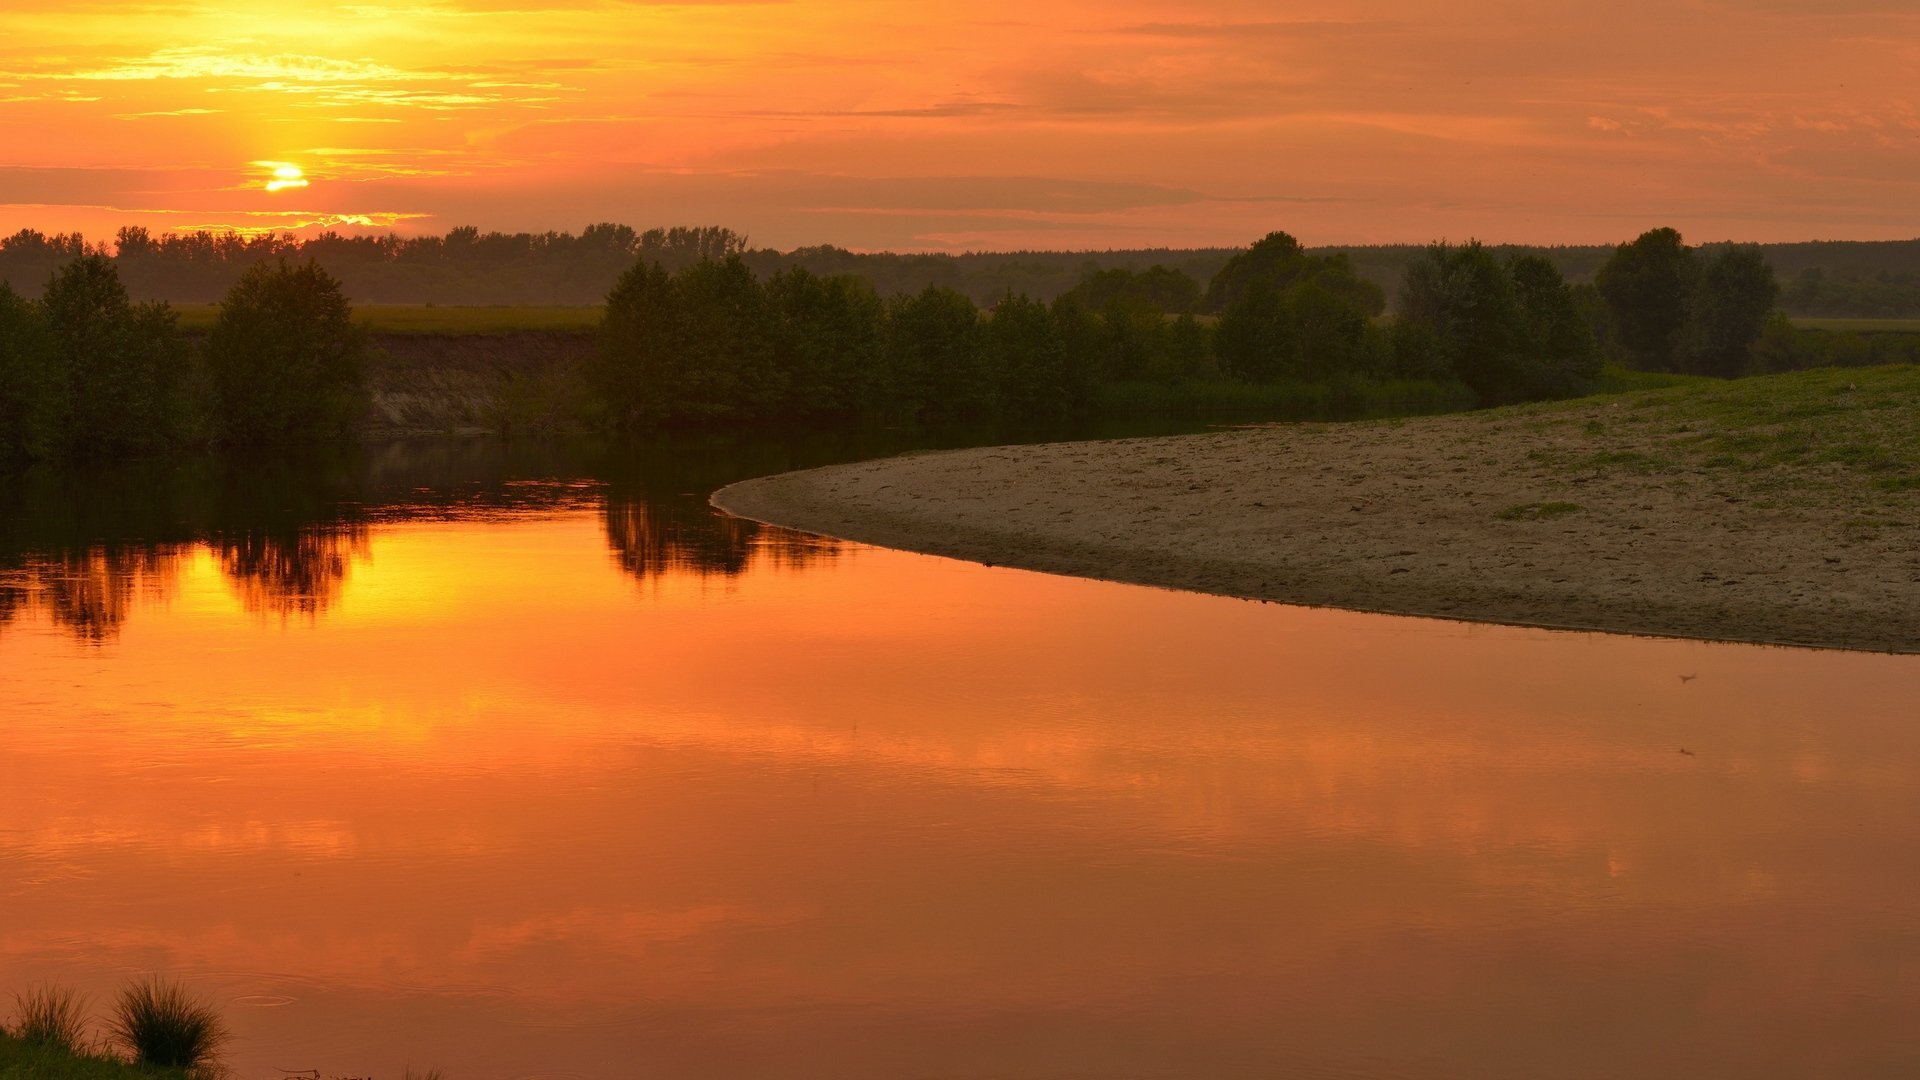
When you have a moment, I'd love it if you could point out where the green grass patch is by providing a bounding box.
[174,304,601,335]
[1587,364,1712,395]
[1497,501,1583,521]
[1498,365,1920,506]
[0,1032,182,1080]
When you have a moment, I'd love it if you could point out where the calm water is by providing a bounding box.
[2,437,1918,1080]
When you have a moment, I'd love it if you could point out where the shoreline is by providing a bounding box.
[713,369,1920,655]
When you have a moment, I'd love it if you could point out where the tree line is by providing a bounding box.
[4,223,1917,315]
[0,224,1892,466]
[0,257,369,462]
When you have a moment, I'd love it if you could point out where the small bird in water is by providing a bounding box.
[1679,673,1697,683]
[1678,747,1695,756]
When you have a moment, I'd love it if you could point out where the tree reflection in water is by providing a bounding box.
[602,497,837,581]
[0,546,184,642]
[215,526,372,619]
[0,453,375,641]
[2,422,1193,638]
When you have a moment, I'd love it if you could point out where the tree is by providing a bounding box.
[205,260,368,443]
[1508,255,1600,395]
[1395,242,1527,402]
[596,255,782,425]
[767,267,887,419]
[884,286,989,420]
[988,292,1074,419]
[1214,275,1294,382]
[1208,233,1383,383]
[39,256,186,458]
[0,283,49,461]
[1203,231,1309,313]
[594,259,681,424]
[1688,245,1779,377]
[1596,227,1696,371]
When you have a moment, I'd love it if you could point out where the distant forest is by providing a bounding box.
[2,224,1918,316]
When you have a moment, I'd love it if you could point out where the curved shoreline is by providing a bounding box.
[715,375,1920,655]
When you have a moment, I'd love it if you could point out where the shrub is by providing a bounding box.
[107,978,228,1072]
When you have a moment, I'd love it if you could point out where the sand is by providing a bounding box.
[713,396,1920,654]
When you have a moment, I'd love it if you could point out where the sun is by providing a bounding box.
[260,161,310,193]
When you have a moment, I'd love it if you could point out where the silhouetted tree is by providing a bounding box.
[0,283,50,461]
[988,292,1075,418]
[205,260,369,443]
[1395,242,1530,402]
[1596,227,1697,372]
[885,286,990,420]
[1688,245,1779,377]
[1508,254,1600,395]
[38,256,187,458]
[767,267,887,419]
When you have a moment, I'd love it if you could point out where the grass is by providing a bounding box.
[106,979,226,1074]
[0,1031,181,1080]
[1491,364,1920,509]
[173,304,601,335]
[1793,317,1920,335]
[9,988,88,1054]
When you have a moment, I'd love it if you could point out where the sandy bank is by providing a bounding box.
[715,370,1920,653]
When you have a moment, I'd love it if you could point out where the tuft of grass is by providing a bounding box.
[106,979,227,1074]
[1498,501,1583,521]
[11,985,90,1052]
[402,1068,447,1080]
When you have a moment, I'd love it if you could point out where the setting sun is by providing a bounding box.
[263,162,309,193]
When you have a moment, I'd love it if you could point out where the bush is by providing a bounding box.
[205,260,368,443]
[107,978,227,1073]
[10,985,89,1052]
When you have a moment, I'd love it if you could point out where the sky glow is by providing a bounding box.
[1,1,1915,249]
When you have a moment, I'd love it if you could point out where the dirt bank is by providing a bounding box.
[715,367,1920,653]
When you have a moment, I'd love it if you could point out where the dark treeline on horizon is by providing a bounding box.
[3,224,1915,469]
[2,223,1919,317]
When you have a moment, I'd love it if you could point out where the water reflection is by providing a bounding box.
[0,437,861,639]
[2,509,1916,1080]
[0,546,183,642]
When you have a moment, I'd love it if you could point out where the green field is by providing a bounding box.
[1793,317,1920,334]
[172,304,602,335]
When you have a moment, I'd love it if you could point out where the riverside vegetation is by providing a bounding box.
[2,981,225,1079]
[0,225,1904,466]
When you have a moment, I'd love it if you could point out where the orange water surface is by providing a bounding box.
[3,504,1918,1079]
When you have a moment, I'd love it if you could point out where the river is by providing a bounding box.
[2,434,1917,1079]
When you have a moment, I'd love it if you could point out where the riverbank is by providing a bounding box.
[715,365,1920,653]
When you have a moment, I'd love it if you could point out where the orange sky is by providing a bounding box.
[1,0,1915,250]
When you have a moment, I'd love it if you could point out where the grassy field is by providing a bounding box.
[1793,317,1920,334]
[1490,363,1920,504]
[172,304,601,335]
